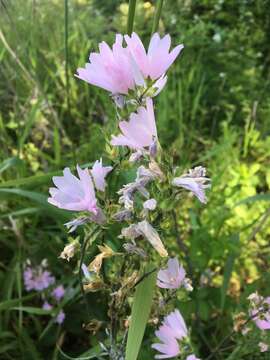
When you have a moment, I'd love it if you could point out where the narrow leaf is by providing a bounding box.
[125,265,156,360]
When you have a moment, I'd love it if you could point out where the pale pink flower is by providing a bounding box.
[111,97,157,150]
[252,297,270,330]
[186,355,201,360]
[152,310,188,359]
[157,258,186,289]
[172,166,211,204]
[52,285,65,302]
[42,301,53,311]
[76,35,135,95]
[91,158,112,192]
[48,165,97,214]
[55,310,65,324]
[163,310,188,340]
[124,32,184,80]
[24,264,55,292]
[152,326,180,359]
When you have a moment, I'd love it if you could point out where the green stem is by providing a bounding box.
[64,0,70,113]
[127,0,137,35]
[152,0,164,34]
[78,226,99,319]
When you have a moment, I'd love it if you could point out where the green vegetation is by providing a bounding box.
[0,0,270,359]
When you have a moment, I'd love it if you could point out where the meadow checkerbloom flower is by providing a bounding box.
[125,32,184,81]
[76,34,136,95]
[157,258,186,289]
[111,97,157,151]
[48,165,97,214]
[152,309,188,358]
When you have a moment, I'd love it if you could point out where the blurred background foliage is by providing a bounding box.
[0,0,270,359]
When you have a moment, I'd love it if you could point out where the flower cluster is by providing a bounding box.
[46,31,212,358]
[76,32,183,98]
[24,259,66,325]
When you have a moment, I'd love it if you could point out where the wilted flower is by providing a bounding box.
[91,158,112,192]
[121,221,167,257]
[152,309,188,359]
[259,342,268,352]
[24,262,55,292]
[48,165,98,213]
[123,242,147,258]
[89,244,118,274]
[157,258,186,289]
[64,216,90,233]
[117,164,159,210]
[111,98,157,151]
[81,263,104,292]
[52,285,65,302]
[76,34,136,95]
[113,209,133,222]
[125,32,184,81]
[59,241,80,261]
[172,166,211,204]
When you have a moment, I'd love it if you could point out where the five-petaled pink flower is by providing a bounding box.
[152,309,188,359]
[91,158,113,192]
[76,34,136,95]
[125,32,184,81]
[111,97,157,150]
[48,165,97,214]
[157,258,186,289]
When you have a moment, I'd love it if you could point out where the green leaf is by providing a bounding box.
[0,157,23,174]
[220,235,239,311]
[235,193,270,207]
[0,188,70,220]
[11,306,54,315]
[125,265,156,360]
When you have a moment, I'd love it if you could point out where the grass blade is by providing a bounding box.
[125,265,156,360]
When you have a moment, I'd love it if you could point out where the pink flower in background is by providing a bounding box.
[48,165,97,214]
[75,34,135,94]
[42,301,53,311]
[157,258,186,289]
[172,166,211,204]
[186,355,201,360]
[111,98,157,150]
[91,158,113,192]
[152,310,188,359]
[252,297,270,330]
[52,285,65,302]
[125,32,184,80]
[24,265,55,292]
[55,310,65,324]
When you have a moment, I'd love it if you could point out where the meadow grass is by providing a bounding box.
[0,1,270,359]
